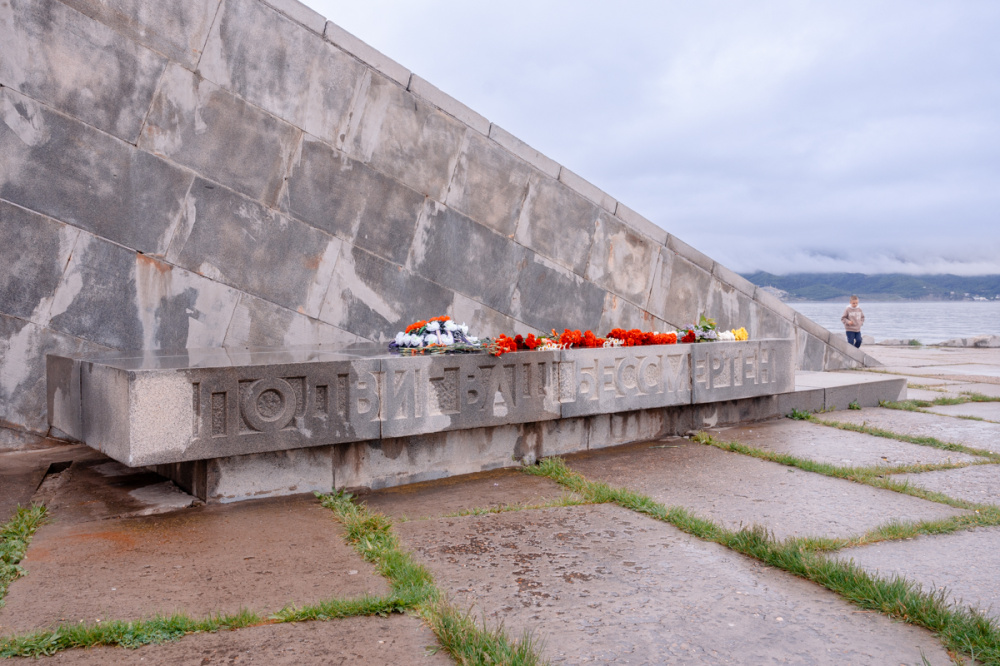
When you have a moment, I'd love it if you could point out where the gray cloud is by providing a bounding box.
[309,0,1000,275]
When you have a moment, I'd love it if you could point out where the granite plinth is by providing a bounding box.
[48,340,795,500]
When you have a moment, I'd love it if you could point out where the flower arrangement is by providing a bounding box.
[388,314,749,356]
[389,316,483,354]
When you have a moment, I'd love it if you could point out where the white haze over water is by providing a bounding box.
[307,1,1000,276]
[791,301,1000,345]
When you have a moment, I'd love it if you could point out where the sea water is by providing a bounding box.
[789,301,1000,345]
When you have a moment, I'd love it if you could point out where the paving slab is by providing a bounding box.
[0,495,385,635]
[895,464,1000,506]
[839,527,1000,620]
[905,388,952,401]
[818,407,1000,453]
[563,439,964,540]
[398,504,950,664]
[937,382,1000,398]
[926,401,1000,422]
[32,454,200,525]
[710,418,980,468]
[5,614,449,665]
[360,467,578,521]
[0,442,91,519]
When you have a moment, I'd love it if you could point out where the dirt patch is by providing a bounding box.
[0,495,387,635]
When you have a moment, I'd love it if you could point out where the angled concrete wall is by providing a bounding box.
[0,0,875,449]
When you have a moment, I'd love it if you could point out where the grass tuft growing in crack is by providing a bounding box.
[527,456,1000,664]
[800,412,1000,462]
[0,504,47,609]
[316,489,548,665]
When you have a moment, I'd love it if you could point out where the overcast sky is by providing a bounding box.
[304,1,1000,276]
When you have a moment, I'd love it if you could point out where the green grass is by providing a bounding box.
[0,505,47,609]
[317,490,548,666]
[805,414,1000,462]
[526,457,1000,664]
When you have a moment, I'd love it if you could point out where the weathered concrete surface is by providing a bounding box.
[818,407,1000,453]
[895,463,1000,506]
[927,401,1000,422]
[710,419,982,467]
[5,615,451,665]
[398,504,951,664]
[0,495,386,635]
[0,441,89,518]
[840,527,1000,621]
[563,439,965,540]
[359,467,576,521]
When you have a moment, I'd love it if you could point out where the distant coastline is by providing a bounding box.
[742,272,1000,302]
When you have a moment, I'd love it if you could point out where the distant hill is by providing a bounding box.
[741,272,1000,302]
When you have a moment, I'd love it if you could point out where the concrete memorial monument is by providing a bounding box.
[2,0,874,496]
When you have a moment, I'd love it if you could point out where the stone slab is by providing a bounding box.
[564,439,965,540]
[839,527,1000,621]
[511,254,607,334]
[58,0,220,68]
[0,442,90,519]
[894,464,1000,506]
[0,495,387,635]
[557,167,616,213]
[709,419,982,468]
[1,88,195,256]
[261,0,325,34]
[323,20,410,86]
[31,453,199,524]
[926,401,1000,422]
[585,213,659,305]
[692,339,795,403]
[2,615,450,665]
[140,64,301,206]
[487,124,560,178]
[398,504,950,664]
[0,0,166,143]
[933,382,1000,398]
[557,345,691,417]
[167,179,340,319]
[612,201,668,245]
[816,408,1000,454]
[359,467,575,521]
[515,176,600,276]
[199,0,364,145]
[408,74,490,135]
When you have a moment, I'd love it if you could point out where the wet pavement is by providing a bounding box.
[3,346,1000,663]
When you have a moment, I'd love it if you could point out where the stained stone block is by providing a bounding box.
[512,254,606,334]
[342,72,468,201]
[613,202,667,245]
[379,351,560,438]
[755,305,795,340]
[488,124,560,178]
[597,292,664,336]
[644,247,675,324]
[140,64,301,207]
[323,20,410,87]
[320,244,455,343]
[445,131,534,237]
[754,287,798,322]
[59,0,220,68]
[408,75,490,135]
[223,294,360,348]
[0,88,194,255]
[0,201,78,321]
[558,167,616,214]
[712,262,757,298]
[515,175,600,276]
[794,310,832,344]
[587,409,668,450]
[70,349,385,466]
[666,234,715,273]
[0,0,166,143]
[283,137,424,265]
[586,213,658,305]
[199,0,364,144]
[46,353,83,441]
[691,339,795,403]
[707,285,757,337]
[260,0,326,34]
[797,329,828,372]
[1,314,110,438]
[449,293,529,341]
[409,204,528,313]
[167,180,340,318]
[658,255,715,328]
[46,233,240,351]
[558,345,691,417]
